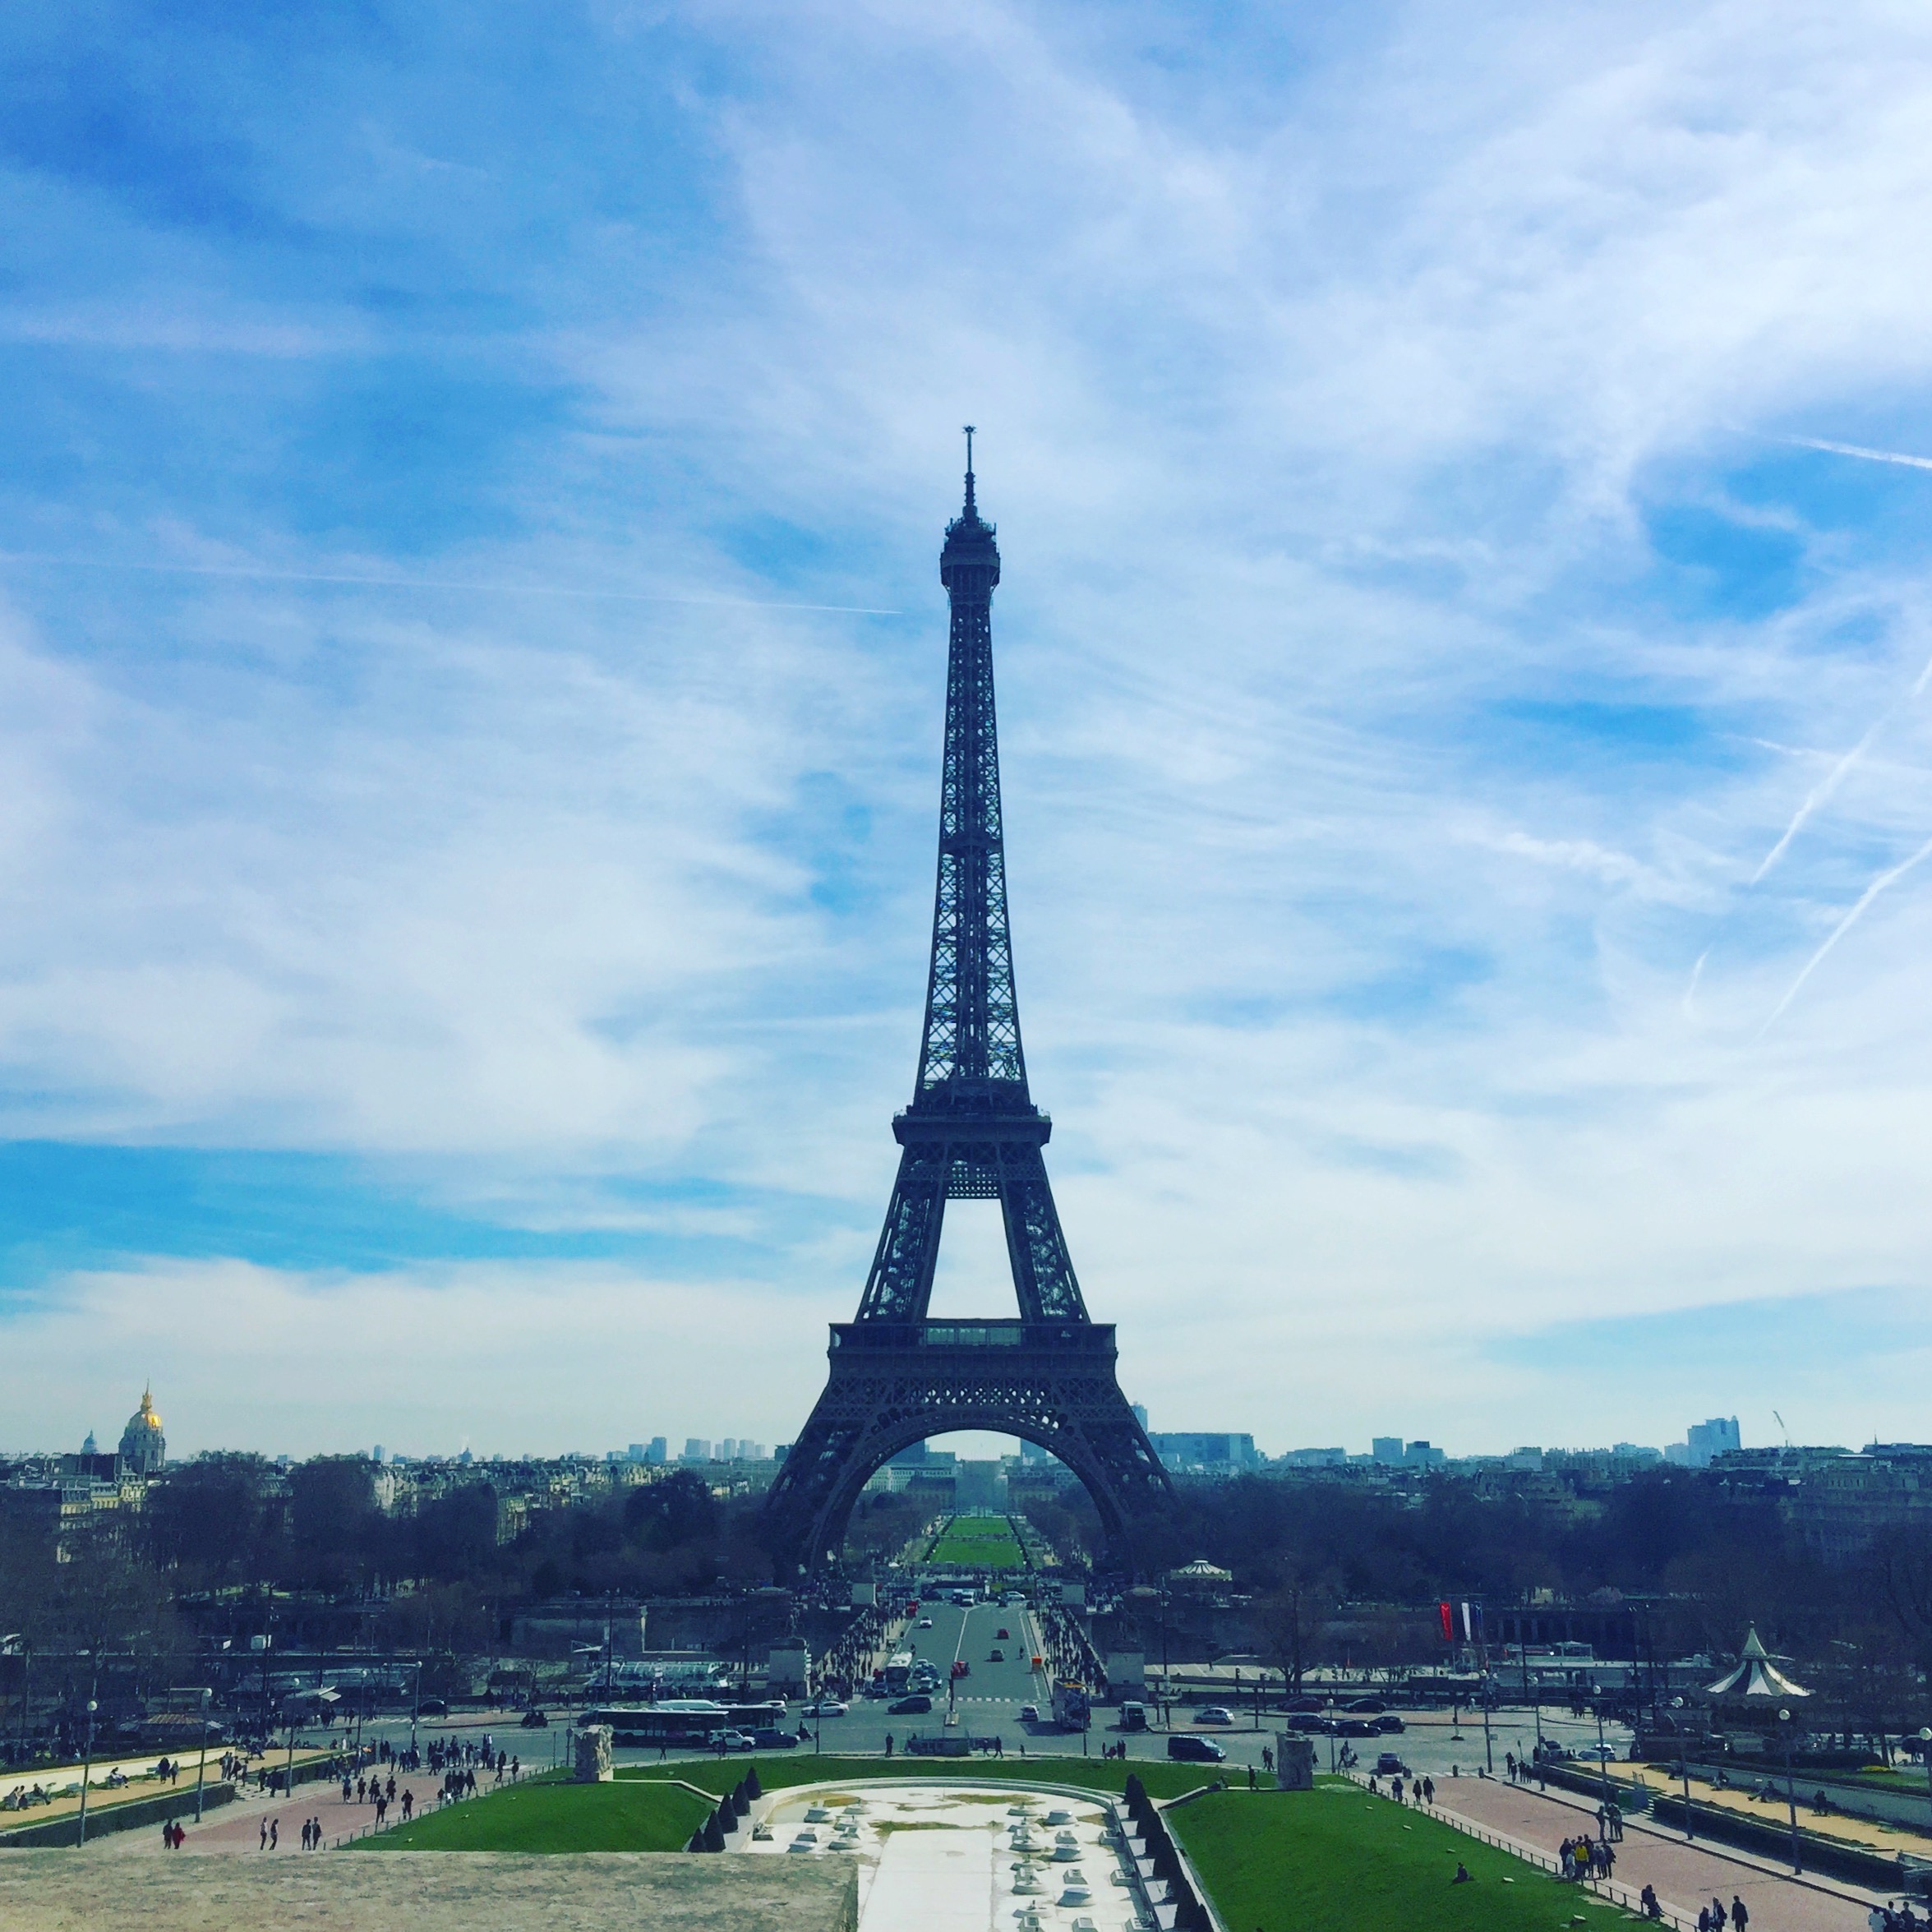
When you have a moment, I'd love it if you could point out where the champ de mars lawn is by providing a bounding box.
[925,1513,1028,1569]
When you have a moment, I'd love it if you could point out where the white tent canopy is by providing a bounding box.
[1705,1625,1809,1700]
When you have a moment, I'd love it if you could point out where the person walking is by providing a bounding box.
[1731,1897,1749,1930]
[269,1818,278,1850]
[259,1818,267,1851]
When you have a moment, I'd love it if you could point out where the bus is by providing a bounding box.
[580,1699,786,1745]
[1051,1680,1090,1731]
[883,1651,916,1694]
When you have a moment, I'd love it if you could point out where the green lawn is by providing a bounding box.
[352,1754,1222,1853]
[1171,1782,1637,1932]
[925,1512,1027,1570]
[353,1775,713,1853]
[619,1753,1224,1804]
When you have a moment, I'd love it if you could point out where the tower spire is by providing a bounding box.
[962,424,976,517]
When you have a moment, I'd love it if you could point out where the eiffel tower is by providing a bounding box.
[764,432,1173,1573]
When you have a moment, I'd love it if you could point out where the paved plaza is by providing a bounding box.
[1427,1771,1888,1932]
[0,1850,858,1932]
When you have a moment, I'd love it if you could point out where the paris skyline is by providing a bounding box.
[5,1,1932,1459]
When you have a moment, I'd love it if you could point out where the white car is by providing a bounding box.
[800,1700,847,1718]
[1195,1706,1235,1726]
[916,1617,934,1628]
[716,1731,756,1752]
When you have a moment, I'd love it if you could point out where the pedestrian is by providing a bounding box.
[259,1819,267,1851]
[1731,1898,1749,1930]
[269,1818,279,1850]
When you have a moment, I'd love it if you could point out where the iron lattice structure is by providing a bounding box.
[764,442,1173,1573]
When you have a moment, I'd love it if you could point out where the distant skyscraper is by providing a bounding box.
[1685,1418,1742,1469]
[1131,1404,1149,1431]
[683,1438,712,1462]
[1372,1436,1404,1465]
[646,1437,667,1465]
[372,1445,386,1464]
[718,1437,740,1461]
[627,1443,647,1462]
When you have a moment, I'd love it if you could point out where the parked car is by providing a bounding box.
[888,1695,934,1715]
[418,1699,449,1717]
[1374,1715,1406,1734]
[1338,1718,1380,1738]
[1195,1706,1234,1726]
[800,1700,847,1718]
[1284,1695,1324,1714]
[1284,1713,1328,1733]
[750,1728,802,1750]
[1375,1752,1409,1776]
[1019,1704,1041,1723]
[988,1648,1005,1662]
[1169,1736,1225,1763]
[1344,1697,1386,1713]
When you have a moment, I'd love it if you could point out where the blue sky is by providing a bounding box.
[7,0,1932,1458]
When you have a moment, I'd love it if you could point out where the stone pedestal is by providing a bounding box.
[1275,1735,1315,1791]
[574,1724,613,1783]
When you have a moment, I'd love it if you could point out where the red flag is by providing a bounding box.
[1438,1601,1455,1642]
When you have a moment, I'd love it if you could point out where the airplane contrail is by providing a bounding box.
[1750,718,1887,883]
[1774,433,1932,473]
[1682,947,1709,1017]
[0,551,902,616]
[1760,829,1932,1034]
[1750,639,1932,883]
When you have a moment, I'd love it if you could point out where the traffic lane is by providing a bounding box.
[952,1600,1042,1710]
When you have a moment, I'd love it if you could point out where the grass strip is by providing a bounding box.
[353,1773,712,1853]
[1170,1782,1638,1932]
[618,1753,1221,1803]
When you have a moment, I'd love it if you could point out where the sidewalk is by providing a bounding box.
[1424,1774,1886,1932]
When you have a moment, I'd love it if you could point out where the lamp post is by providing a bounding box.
[1780,1708,1801,1874]
[1669,1696,1695,1841]
[1325,1697,1337,1774]
[1919,1727,1932,1836]
[74,1697,99,1847]
[1593,1683,1612,1807]
[194,1699,214,1823]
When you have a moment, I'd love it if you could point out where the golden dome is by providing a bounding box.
[131,1385,163,1432]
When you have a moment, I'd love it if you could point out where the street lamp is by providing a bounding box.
[1780,1708,1801,1874]
[1592,1683,1612,1807]
[1325,1697,1337,1775]
[193,1697,214,1824]
[75,1698,99,1847]
[1670,1696,1695,1841]
[1918,1728,1932,1836]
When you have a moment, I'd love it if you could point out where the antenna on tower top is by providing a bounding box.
[962,425,977,515]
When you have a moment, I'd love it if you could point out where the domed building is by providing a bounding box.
[118,1385,166,1477]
